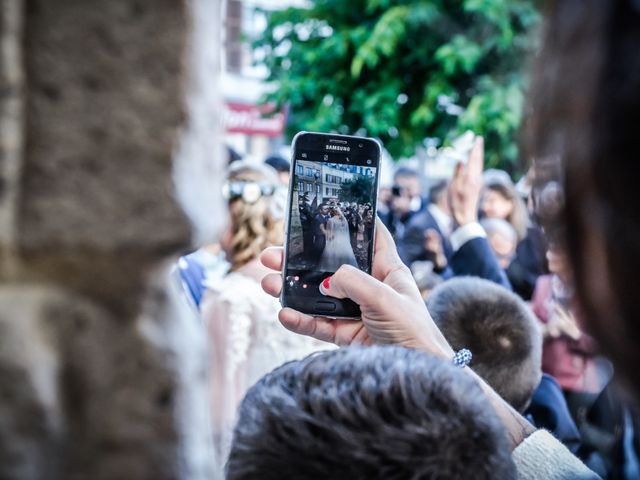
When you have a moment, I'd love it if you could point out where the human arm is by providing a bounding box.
[449,236,512,289]
[445,137,511,288]
[261,221,533,446]
[425,228,448,270]
[260,221,598,478]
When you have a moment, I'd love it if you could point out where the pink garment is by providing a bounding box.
[531,275,600,393]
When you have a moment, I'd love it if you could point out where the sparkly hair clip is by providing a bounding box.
[452,348,472,368]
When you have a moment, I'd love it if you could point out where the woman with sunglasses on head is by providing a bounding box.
[202,162,331,477]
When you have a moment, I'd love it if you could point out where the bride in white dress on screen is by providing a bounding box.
[318,207,359,271]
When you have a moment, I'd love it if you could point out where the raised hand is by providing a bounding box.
[424,228,447,270]
[449,136,484,227]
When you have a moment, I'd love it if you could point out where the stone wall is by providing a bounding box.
[0,0,222,478]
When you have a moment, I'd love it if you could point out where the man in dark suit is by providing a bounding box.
[312,204,329,260]
[401,139,511,290]
[398,180,452,268]
[298,194,314,259]
[380,167,427,240]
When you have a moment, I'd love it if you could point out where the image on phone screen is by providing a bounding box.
[282,132,380,318]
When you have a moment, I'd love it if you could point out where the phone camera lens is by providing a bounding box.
[367,159,372,165]
[358,143,363,148]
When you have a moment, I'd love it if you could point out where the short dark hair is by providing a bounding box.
[427,277,542,412]
[226,345,516,480]
[393,166,418,181]
[264,154,290,173]
[428,179,448,205]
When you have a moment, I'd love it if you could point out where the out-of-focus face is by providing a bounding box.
[278,171,290,185]
[547,247,571,283]
[482,189,514,220]
[395,175,421,199]
[321,206,329,215]
[379,186,392,205]
[487,232,517,269]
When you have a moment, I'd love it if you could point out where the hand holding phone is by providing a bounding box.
[261,219,454,357]
[281,132,381,318]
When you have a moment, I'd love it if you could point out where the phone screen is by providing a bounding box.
[282,132,380,318]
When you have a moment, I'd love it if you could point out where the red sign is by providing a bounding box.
[224,101,287,137]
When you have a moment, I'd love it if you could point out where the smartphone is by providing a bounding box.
[281,131,381,318]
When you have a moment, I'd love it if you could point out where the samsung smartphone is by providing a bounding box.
[281,131,381,318]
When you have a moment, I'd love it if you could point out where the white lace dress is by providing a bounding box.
[201,260,332,477]
[318,215,359,271]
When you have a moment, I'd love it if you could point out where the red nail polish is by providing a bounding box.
[322,276,331,290]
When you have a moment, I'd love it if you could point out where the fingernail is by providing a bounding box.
[320,276,331,295]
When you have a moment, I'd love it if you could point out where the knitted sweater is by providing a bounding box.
[514,430,601,479]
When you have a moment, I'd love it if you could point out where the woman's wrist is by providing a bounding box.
[409,329,455,360]
[464,367,536,451]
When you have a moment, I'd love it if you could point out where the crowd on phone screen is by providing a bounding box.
[297,196,374,271]
[175,2,640,477]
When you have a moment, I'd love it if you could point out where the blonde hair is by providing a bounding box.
[226,163,283,271]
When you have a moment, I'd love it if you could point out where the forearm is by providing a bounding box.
[465,367,536,450]
[412,328,534,451]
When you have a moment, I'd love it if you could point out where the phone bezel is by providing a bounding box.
[281,131,381,319]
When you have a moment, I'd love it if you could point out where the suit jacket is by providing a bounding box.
[525,374,582,455]
[313,214,328,236]
[447,236,512,290]
[507,224,549,300]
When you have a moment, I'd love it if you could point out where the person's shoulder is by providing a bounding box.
[215,272,272,306]
[406,208,437,230]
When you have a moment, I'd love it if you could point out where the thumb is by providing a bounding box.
[319,264,395,308]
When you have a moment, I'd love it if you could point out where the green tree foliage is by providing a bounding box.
[254,0,540,171]
[339,174,375,204]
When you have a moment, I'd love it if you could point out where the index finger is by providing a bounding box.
[260,246,283,272]
[371,217,407,280]
[467,136,484,179]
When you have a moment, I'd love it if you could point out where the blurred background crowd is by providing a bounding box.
[172,1,637,478]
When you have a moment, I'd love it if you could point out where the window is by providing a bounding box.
[296,165,303,176]
[297,181,303,192]
[337,177,342,184]
[317,184,321,193]
[305,168,312,177]
[325,174,330,182]
[326,187,330,195]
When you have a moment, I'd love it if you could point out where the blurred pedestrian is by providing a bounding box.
[264,153,291,185]
[482,170,548,300]
[201,162,329,475]
[380,167,425,239]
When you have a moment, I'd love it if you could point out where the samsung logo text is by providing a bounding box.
[325,145,350,152]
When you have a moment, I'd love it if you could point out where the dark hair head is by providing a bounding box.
[427,277,542,412]
[227,145,242,165]
[428,179,448,205]
[227,345,516,480]
[264,154,290,173]
[393,166,419,181]
[528,1,640,395]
